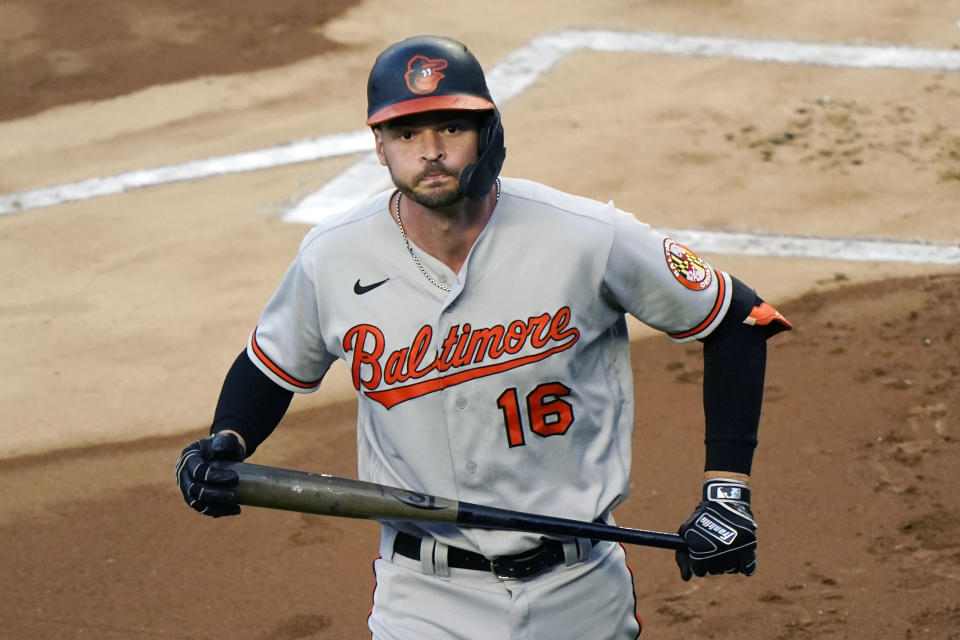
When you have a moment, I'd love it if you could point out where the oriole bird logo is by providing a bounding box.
[405,55,448,94]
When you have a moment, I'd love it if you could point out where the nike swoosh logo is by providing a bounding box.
[354,278,390,295]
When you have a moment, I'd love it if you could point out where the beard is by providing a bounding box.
[388,162,464,209]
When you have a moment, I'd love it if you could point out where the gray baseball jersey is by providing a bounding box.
[248,177,731,558]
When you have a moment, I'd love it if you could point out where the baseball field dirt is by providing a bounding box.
[1,1,958,638]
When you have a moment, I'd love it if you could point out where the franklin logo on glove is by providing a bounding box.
[695,514,737,544]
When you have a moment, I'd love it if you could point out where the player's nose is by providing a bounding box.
[419,131,445,161]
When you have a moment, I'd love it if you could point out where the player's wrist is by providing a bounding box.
[212,429,247,454]
[703,470,750,483]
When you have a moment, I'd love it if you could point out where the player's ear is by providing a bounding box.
[372,126,388,167]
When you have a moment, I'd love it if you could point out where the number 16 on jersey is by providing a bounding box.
[496,382,574,447]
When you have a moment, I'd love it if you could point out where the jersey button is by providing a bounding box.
[455,398,467,409]
[465,461,478,474]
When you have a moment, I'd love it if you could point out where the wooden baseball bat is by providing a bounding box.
[211,461,685,551]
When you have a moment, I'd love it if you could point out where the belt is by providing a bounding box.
[393,531,585,580]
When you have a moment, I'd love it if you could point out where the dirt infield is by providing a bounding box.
[1,1,958,638]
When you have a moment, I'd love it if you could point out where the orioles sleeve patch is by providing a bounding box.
[663,238,713,291]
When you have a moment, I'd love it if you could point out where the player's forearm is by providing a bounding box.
[701,325,765,475]
[210,351,294,457]
[699,277,769,475]
[699,276,793,476]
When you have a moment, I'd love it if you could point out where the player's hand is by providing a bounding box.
[175,431,246,518]
[675,478,757,581]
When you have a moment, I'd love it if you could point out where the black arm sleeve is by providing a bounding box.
[699,276,786,474]
[210,351,294,457]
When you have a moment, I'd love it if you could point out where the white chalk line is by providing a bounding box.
[2,29,959,265]
[660,229,959,265]
[0,130,374,215]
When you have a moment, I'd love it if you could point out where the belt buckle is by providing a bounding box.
[489,546,549,580]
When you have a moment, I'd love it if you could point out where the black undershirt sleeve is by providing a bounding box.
[210,351,294,457]
[699,276,785,475]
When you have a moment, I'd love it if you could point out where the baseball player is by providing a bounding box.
[176,35,791,639]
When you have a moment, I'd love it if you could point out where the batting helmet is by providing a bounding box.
[366,35,506,201]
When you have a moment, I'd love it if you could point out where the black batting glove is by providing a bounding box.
[675,478,757,581]
[175,431,246,518]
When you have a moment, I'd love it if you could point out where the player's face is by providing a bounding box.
[374,111,481,209]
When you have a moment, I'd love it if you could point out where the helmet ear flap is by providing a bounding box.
[458,108,506,200]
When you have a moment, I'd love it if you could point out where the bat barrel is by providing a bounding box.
[213,461,461,523]
[212,461,685,551]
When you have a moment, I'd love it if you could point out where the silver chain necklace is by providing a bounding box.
[393,179,500,293]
